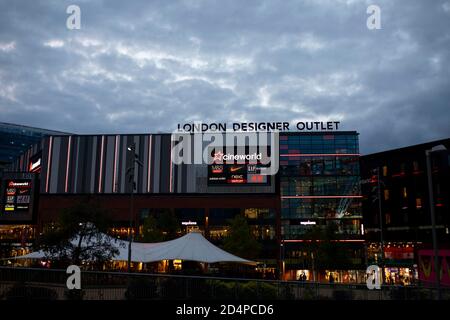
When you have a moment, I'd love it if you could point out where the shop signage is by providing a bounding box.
[181,221,197,226]
[0,172,36,223]
[177,121,341,132]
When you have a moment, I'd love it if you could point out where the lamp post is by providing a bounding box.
[425,144,446,300]
[279,240,285,280]
[376,167,385,286]
[126,143,143,273]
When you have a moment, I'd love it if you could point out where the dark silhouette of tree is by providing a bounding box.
[0,242,12,259]
[34,201,121,267]
[304,223,353,269]
[140,209,180,242]
[223,214,261,259]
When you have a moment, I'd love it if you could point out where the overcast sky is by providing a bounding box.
[0,0,449,154]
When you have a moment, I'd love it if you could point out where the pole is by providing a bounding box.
[127,180,134,272]
[127,144,136,273]
[426,150,441,300]
[279,242,284,280]
[377,167,385,285]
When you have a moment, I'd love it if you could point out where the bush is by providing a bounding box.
[210,281,236,299]
[205,280,279,300]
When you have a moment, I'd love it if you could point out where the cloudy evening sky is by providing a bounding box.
[0,0,449,154]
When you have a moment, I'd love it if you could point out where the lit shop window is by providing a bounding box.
[244,208,274,219]
[244,208,258,219]
[173,260,182,271]
[385,213,391,225]
[416,198,422,209]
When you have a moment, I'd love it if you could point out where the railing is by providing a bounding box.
[0,266,448,300]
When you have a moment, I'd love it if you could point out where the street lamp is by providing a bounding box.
[376,167,385,286]
[425,144,447,300]
[279,241,285,280]
[126,143,143,273]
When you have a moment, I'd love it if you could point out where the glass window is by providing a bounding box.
[311,159,324,175]
[385,213,391,225]
[400,163,406,173]
[416,198,422,209]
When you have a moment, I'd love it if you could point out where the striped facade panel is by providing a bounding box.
[152,135,161,193]
[104,136,115,193]
[8,133,274,195]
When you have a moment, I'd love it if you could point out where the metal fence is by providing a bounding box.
[0,266,448,300]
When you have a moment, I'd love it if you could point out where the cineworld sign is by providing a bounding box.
[213,151,262,162]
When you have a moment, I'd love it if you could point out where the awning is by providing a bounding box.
[11,231,254,264]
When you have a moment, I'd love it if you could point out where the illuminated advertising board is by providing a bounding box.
[207,148,270,186]
[28,152,42,173]
[0,172,36,223]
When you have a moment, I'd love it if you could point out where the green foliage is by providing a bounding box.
[141,215,163,242]
[303,223,353,269]
[140,209,180,242]
[34,201,120,266]
[204,280,281,300]
[223,215,261,259]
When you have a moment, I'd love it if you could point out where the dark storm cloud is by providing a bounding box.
[0,0,449,153]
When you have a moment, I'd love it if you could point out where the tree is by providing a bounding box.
[34,201,121,267]
[140,209,180,242]
[223,214,261,259]
[303,223,353,270]
[0,242,12,259]
[141,215,163,242]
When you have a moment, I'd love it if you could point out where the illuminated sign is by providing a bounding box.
[213,151,262,162]
[29,153,42,173]
[0,173,36,223]
[300,221,317,225]
[29,158,41,173]
[208,147,269,186]
[208,164,269,185]
[181,221,197,226]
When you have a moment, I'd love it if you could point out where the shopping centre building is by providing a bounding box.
[0,127,364,281]
[360,138,450,286]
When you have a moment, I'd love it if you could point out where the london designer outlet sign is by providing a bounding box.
[177,121,341,132]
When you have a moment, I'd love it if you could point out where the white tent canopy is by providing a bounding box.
[12,231,254,264]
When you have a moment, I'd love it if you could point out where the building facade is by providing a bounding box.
[0,122,67,172]
[1,131,363,280]
[360,138,450,285]
[279,132,365,281]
